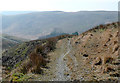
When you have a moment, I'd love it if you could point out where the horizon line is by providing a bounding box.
[1,10,118,16]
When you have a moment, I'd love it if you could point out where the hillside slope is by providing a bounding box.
[66,22,119,81]
[1,34,28,50]
[2,22,119,82]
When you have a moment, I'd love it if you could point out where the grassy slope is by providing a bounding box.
[2,35,72,81]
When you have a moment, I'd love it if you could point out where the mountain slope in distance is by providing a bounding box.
[1,34,28,50]
[2,11,117,39]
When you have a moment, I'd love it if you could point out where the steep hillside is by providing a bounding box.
[2,34,72,81]
[2,11,117,39]
[66,22,119,81]
[2,22,119,82]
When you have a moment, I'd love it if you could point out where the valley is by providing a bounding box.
[2,11,117,39]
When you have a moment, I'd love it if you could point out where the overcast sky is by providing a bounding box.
[0,0,119,15]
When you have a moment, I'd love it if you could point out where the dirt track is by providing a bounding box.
[54,39,79,81]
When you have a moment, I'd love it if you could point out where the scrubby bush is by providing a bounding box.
[47,38,57,50]
[20,59,32,74]
[30,52,47,67]
[20,52,47,74]
[99,24,104,28]
[35,45,46,55]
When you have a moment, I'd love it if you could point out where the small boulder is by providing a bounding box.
[83,54,88,57]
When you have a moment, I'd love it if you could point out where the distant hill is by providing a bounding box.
[1,34,28,50]
[2,11,117,39]
[38,28,68,39]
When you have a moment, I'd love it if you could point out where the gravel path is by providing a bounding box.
[54,40,71,81]
[53,39,78,81]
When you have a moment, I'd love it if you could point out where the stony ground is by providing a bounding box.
[66,22,119,81]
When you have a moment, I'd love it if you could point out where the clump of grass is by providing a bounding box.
[20,59,32,74]
[15,61,22,68]
[11,72,32,81]
[99,28,105,32]
[7,67,12,70]
[12,73,24,81]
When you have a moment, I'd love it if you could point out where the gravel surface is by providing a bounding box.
[54,40,71,81]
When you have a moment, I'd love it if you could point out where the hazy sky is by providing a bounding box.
[0,0,119,15]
